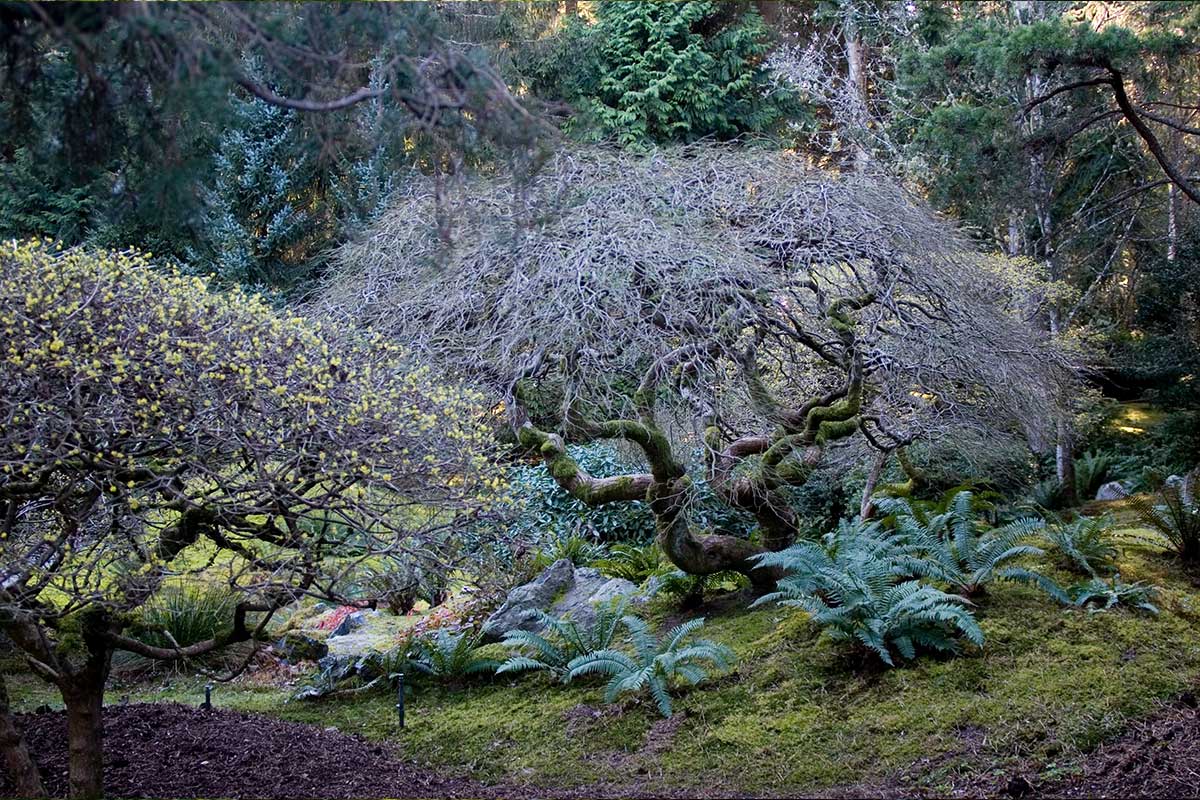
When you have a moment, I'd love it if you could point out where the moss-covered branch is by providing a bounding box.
[877,447,928,498]
[518,425,655,505]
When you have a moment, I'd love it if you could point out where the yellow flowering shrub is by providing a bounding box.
[0,241,500,657]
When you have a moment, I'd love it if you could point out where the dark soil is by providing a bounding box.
[1038,693,1200,799]
[5,697,1200,799]
[0,702,491,799]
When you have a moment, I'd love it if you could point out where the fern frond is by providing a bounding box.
[566,650,637,681]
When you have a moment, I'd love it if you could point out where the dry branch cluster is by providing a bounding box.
[326,145,1077,580]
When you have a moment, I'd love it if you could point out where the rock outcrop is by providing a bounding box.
[481,558,640,642]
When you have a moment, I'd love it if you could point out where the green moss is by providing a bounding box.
[9,537,1200,796]
[815,416,860,445]
[548,455,578,482]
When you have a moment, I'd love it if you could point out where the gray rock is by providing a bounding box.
[317,653,357,684]
[481,559,638,642]
[1165,474,1185,490]
[554,573,638,630]
[1095,481,1128,501]
[327,610,367,638]
[481,558,575,641]
[274,631,328,662]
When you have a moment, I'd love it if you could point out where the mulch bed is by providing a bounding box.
[0,702,492,799]
[1038,692,1200,799]
[6,695,1200,798]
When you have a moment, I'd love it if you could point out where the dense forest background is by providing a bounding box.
[2,0,1198,494]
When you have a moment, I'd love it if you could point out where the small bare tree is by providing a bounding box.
[0,243,497,798]
[324,145,1077,586]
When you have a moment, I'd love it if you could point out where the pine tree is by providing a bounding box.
[572,1,794,147]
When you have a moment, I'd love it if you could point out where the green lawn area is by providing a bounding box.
[9,533,1200,797]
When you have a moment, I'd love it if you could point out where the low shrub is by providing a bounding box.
[1071,574,1160,615]
[1041,514,1118,576]
[879,490,1066,601]
[594,543,667,583]
[133,584,238,651]
[753,520,983,667]
[1128,485,1200,563]
[497,599,628,682]
[531,533,609,570]
[407,628,501,682]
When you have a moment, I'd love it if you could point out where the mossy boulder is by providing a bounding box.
[481,558,640,642]
[275,631,329,662]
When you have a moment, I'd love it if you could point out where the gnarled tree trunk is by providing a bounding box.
[0,674,43,798]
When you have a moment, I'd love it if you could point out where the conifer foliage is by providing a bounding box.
[573,1,792,146]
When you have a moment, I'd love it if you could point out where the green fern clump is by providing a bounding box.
[753,521,983,667]
[566,615,734,717]
[497,600,628,682]
[1041,515,1119,576]
[1071,574,1160,615]
[1128,486,1200,563]
[1027,477,1067,511]
[133,584,238,651]
[407,628,500,681]
[879,491,1066,602]
[594,543,666,583]
[1074,450,1116,500]
[531,533,609,571]
[654,568,750,609]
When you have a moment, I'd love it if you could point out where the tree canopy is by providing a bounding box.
[323,145,1077,581]
[0,241,497,797]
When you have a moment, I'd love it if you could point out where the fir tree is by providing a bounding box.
[571,1,794,146]
[191,68,316,293]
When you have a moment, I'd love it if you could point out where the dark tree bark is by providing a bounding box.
[0,674,44,798]
[859,450,888,521]
[62,679,106,800]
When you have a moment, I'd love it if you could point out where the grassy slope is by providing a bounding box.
[9,534,1200,796]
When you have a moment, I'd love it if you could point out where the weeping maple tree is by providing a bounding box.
[323,145,1078,586]
[0,242,498,799]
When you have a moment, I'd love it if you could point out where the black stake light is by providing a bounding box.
[200,683,213,710]
[396,673,405,729]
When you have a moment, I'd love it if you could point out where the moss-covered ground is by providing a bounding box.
[8,527,1200,797]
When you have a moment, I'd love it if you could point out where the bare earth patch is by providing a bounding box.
[0,702,491,799]
[6,696,1200,798]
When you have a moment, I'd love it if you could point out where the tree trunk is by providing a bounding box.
[1048,306,1077,506]
[0,674,43,798]
[1168,182,1178,262]
[650,478,775,590]
[1007,210,1021,257]
[62,681,105,800]
[859,450,887,521]
[843,3,870,172]
[1056,415,1077,506]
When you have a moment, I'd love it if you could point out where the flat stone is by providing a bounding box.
[1095,481,1128,501]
